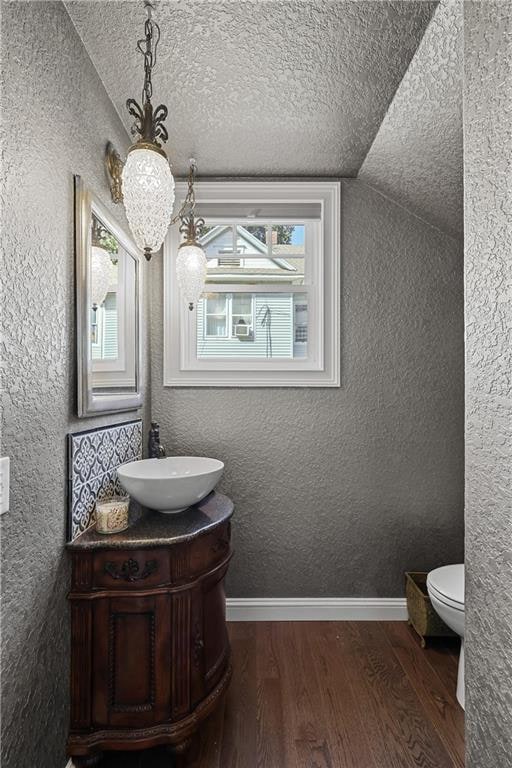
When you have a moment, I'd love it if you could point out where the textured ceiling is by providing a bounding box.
[359,0,463,238]
[65,0,436,177]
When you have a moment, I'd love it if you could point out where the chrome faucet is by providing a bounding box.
[148,421,166,459]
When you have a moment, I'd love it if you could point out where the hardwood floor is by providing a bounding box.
[98,621,464,768]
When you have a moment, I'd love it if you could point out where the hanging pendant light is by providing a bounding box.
[121,1,174,260]
[175,159,207,310]
[91,216,117,309]
[91,247,114,309]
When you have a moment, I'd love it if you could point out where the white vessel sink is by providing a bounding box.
[117,457,224,514]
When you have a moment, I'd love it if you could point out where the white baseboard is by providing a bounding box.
[226,597,407,622]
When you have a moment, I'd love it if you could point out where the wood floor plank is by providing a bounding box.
[256,622,280,680]
[218,623,257,768]
[304,622,379,768]
[382,622,465,768]
[331,622,427,768]
[274,621,338,767]
[97,621,464,768]
[255,623,286,768]
[342,622,457,768]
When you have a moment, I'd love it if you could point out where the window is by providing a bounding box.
[231,294,254,337]
[91,292,119,360]
[203,293,254,341]
[205,295,228,337]
[164,181,340,386]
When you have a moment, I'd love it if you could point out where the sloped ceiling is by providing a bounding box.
[359,0,463,238]
[65,0,436,177]
[66,0,463,238]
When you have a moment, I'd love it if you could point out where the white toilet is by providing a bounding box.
[427,563,465,709]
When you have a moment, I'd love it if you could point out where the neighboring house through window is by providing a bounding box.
[91,291,119,361]
[164,181,340,386]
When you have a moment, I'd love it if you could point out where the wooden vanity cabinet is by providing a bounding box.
[67,493,233,766]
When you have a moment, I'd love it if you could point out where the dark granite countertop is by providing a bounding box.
[67,491,234,550]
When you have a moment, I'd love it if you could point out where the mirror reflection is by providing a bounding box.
[90,213,136,393]
[75,175,143,417]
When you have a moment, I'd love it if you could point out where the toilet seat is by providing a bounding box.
[426,564,465,709]
[427,564,464,611]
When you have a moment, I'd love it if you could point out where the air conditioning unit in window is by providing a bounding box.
[234,323,251,338]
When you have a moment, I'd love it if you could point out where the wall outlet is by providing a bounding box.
[0,457,10,515]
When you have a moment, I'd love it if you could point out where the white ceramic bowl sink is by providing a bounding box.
[117,457,224,514]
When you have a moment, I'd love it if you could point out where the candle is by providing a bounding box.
[95,496,130,535]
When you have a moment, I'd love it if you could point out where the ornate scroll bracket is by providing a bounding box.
[105,142,124,204]
[104,558,158,582]
[126,99,169,147]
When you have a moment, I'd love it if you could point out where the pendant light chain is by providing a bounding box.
[136,1,160,106]
[117,0,206,298]
[171,160,198,225]
[120,0,175,261]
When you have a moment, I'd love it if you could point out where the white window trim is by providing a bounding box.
[163,180,340,387]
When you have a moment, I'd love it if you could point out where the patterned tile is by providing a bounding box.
[68,420,142,542]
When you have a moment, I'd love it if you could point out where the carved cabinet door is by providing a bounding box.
[92,594,172,728]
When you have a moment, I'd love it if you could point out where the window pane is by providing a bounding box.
[206,317,227,336]
[293,293,308,359]
[232,294,252,314]
[271,224,305,255]
[199,225,235,260]
[206,295,227,315]
[232,293,253,337]
[197,293,308,359]
[243,225,269,249]
[205,294,227,336]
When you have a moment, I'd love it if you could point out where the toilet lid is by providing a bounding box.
[427,564,464,607]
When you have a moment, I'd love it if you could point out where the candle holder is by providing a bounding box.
[95,495,130,535]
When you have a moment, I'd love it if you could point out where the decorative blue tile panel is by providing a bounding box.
[68,419,142,542]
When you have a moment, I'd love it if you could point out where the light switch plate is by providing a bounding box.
[0,457,10,515]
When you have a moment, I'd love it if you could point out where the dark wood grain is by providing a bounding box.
[382,622,464,768]
[68,518,233,763]
[97,621,464,768]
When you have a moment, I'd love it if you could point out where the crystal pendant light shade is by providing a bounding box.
[91,246,114,308]
[122,146,175,257]
[176,244,208,310]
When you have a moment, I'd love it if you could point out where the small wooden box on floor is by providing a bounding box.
[405,571,456,648]
[66,492,234,767]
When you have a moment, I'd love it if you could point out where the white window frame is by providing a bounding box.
[164,180,340,387]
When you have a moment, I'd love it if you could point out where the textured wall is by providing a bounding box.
[0,3,149,767]
[150,180,464,598]
[359,0,463,239]
[66,0,436,177]
[464,4,512,766]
